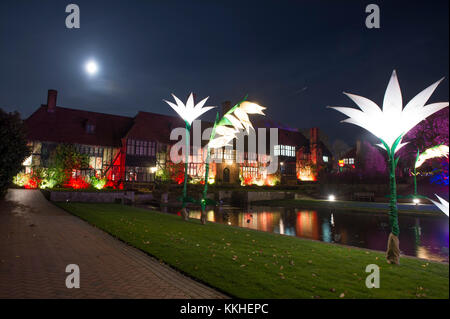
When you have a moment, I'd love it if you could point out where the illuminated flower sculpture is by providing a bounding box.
[329,70,448,264]
[430,195,449,217]
[412,144,449,196]
[164,93,215,219]
[198,97,265,224]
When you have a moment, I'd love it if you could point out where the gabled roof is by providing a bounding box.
[125,111,198,144]
[25,105,134,147]
[340,147,357,159]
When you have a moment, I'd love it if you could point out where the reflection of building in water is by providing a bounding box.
[188,210,201,220]
[239,211,278,233]
[240,213,257,229]
[295,211,319,240]
[207,210,215,222]
[259,212,277,233]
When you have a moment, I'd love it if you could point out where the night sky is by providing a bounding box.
[0,0,448,146]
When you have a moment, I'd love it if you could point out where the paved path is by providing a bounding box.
[0,189,227,299]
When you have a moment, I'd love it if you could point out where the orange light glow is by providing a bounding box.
[297,170,316,181]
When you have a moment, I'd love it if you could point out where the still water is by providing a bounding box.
[160,205,449,262]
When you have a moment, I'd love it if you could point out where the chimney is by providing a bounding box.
[310,127,319,164]
[222,101,232,117]
[47,89,57,112]
[356,140,362,159]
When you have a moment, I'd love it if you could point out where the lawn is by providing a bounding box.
[56,202,449,299]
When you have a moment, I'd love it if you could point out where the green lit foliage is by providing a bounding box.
[90,175,107,190]
[48,144,89,186]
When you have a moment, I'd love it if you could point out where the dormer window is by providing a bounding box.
[86,123,95,134]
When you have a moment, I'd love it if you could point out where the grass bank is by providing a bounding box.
[56,202,449,298]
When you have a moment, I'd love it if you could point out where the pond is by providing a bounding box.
[159,205,449,262]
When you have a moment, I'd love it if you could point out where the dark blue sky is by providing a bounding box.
[0,0,448,145]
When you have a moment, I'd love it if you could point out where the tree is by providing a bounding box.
[0,109,30,198]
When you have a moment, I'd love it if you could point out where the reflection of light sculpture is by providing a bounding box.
[329,70,448,264]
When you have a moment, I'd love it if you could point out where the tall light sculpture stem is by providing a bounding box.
[164,93,215,220]
[182,121,191,211]
[200,97,265,224]
[199,113,220,223]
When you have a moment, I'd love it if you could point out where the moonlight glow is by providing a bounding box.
[85,60,98,75]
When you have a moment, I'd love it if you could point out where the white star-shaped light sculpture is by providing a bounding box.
[430,195,449,217]
[328,70,448,154]
[328,70,448,264]
[163,93,215,218]
[164,93,215,125]
[208,100,266,149]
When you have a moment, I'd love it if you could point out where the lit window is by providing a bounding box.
[242,166,259,179]
[224,149,235,161]
[127,139,156,156]
[274,145,295,157]
[323,156,329,163]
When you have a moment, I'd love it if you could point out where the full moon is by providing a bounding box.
[85,60,98,75]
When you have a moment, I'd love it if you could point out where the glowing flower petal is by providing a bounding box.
[215,125,237,137]
[208,135,235,149]
[383,70,403,117]
[240,101,266,115]
[403,78,445,113]
[415,145,449,169]
[208,99,264,149]
[234,108,253,132]
[224,114,244,130]
[329,70,449,153]
[430,195,449,217]
[164,93,215,125]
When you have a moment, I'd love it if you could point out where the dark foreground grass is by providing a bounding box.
[56,202,449,299]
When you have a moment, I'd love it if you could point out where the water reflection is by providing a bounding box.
[161,205,449,262]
